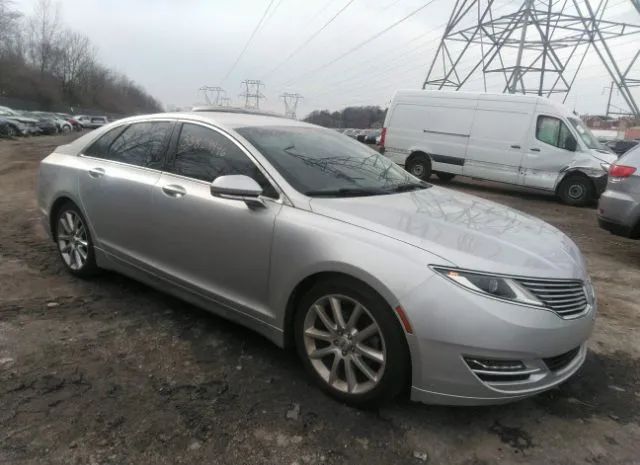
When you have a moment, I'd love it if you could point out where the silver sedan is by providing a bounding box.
[37,110,596,406]
[598,144,640,238]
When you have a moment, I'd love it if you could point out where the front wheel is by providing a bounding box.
[294,278,410,406]
[558,174,594,207]
[406,154,432,180]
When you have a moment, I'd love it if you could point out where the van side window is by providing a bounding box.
[536,116,577,151]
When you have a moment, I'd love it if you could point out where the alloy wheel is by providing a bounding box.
[57,211,89,270]
[303,295,386,395]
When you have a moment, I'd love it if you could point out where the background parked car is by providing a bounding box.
[26,113,58,135]
[598,144,640,238]
[606,139,639,156]
[343,128,358,138]
[56,113,83,131]
[0,106,39,135]
[0,116,28,137]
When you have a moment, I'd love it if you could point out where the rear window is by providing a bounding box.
[84,122,171,169]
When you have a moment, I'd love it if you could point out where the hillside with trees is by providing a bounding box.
[0,0,161,115]
[304,106,387,129]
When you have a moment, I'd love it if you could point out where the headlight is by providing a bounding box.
[432,267,543,306]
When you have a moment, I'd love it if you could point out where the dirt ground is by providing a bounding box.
[1,133,639,465]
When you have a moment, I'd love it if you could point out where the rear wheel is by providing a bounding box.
[558,174,594,207]
[406,154,432,180]
[294,278,410,406]
[54,202,98,277]
[435,172,456,182]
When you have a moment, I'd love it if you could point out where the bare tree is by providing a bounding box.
[0,0,23,58]
[55,29,94,97]
[26,0,61,75]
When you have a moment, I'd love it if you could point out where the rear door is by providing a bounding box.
[465,100,532,184]
[522,114,578,190]
[77,120,174,262]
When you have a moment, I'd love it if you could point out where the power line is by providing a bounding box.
[282,0,442,86]
[262,0,356,79]
[222,0,277,83]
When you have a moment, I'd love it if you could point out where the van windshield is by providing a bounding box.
[568,117,603,150]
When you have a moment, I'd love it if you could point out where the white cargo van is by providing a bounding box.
[381,90,617,206]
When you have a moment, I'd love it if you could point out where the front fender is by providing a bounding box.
[268,206,452,331]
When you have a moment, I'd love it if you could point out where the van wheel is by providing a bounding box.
[435,172,456,182]
[406,154,431,180]
[558,174,594,207]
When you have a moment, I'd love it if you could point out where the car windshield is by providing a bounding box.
[568,117,603,150]
[237,125,428,197]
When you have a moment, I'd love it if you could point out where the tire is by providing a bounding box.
[61,125,71,134]
[558,174,595,207]
[294,277,410,406]
[53,202,99,277]
[435,172,456,182]
[406,154,432,180]
[6,125,17,137]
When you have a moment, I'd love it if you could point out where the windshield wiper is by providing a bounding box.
[387,182,430,193]
[305,187,387,197]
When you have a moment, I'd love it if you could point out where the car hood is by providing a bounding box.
[309,186,586,279]
[6,115,38,124]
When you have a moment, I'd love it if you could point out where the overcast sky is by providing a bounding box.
[13,0,640,117]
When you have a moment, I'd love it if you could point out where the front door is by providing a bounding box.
[149,122,282,319]
[77,121,174,262]
[522,115,578,190]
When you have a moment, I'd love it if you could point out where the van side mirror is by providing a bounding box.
[566,137,577,152]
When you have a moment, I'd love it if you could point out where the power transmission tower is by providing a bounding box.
[198,86,226,105]
[240,80,266,109]
[280,92,304,118]
[423,0,640,117]
[219,96,232,107]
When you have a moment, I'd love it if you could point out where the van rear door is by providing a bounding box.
[465,99,532,184]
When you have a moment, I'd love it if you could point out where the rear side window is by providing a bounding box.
[85,122,172,169]
[84,127,124,157]
[170,123,277,197]
[536,116,576,151]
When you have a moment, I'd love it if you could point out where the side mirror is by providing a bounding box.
[566,137,577,152]
[210,175,263,199]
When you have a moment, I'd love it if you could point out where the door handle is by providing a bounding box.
[510,144,521,149]
[88,167,105,178]
[530,148,541,152]
[162,184,186,198]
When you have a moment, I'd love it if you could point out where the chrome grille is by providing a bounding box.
[516,278,587,317]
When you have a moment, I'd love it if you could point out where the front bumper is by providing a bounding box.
[591,173,608,195]
[401,274,595,406]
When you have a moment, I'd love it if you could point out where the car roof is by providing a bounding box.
[111,111,315,133]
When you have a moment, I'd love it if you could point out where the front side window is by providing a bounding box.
[84,122,171,168]
[171,123,277,197]
[236,125,425,196]
[536,116,577,151]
